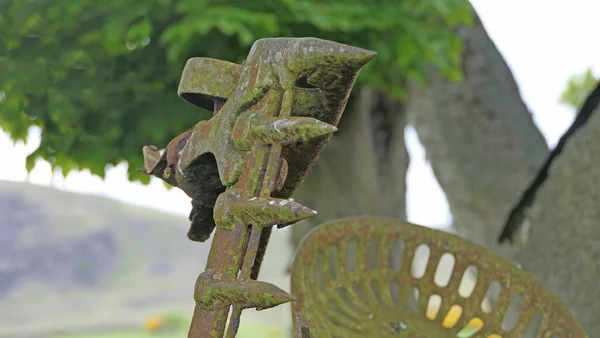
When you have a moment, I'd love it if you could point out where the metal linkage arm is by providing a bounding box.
[142,37,376,338]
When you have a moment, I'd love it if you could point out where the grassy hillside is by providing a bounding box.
[0,180,292,337]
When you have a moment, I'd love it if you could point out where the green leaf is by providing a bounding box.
[127,18,152,45]
[560,68,598,109]
[25,154,38,172]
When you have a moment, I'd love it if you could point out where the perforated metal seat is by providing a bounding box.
[290,218,587,338]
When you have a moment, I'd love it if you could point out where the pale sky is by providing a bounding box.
[0,0,597,228]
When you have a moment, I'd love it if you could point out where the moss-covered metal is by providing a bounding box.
[290,218,588,338]
[140,36,587,338]
[141,37,375,337]
[194,270,294,311]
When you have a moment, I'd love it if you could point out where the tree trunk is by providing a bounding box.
[405,11,549,257]
[514,85,600,334]
[286,8,597,334]
[290,87,409,251]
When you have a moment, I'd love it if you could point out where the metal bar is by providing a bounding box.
[188,225,248,338]
[225,224,262,337]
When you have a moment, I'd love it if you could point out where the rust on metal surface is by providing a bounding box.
[294,312,311,338]
[141,37,375,337]
[290,218,588,338]
[141,130,193,188]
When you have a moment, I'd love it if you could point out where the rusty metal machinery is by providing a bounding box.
[290,218,588,338]
[142,36,587,338]
[142,37,375,337]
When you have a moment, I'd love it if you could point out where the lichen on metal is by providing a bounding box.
[141,37,375,337]
[290,218,588,338]
[178,58,241,112]
[213,191,318,230]
[194,270,294,311]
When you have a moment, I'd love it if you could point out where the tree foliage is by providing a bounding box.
[559,68,598,110]
[0,0,472,182]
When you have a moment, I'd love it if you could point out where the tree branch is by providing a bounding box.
[406,10,548,257]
